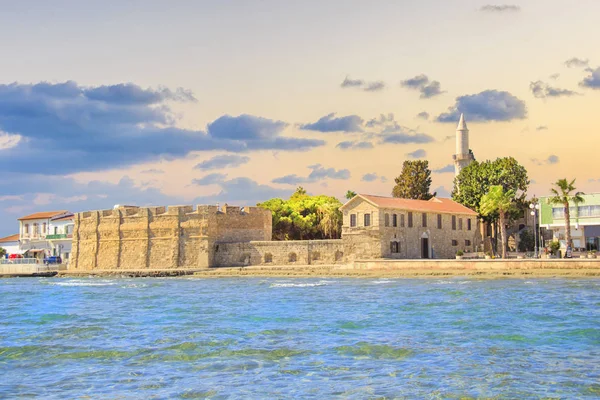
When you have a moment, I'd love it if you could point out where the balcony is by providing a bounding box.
[46,234,68,240]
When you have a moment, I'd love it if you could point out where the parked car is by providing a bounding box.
[43,256,62,265]
[8,254,23,260]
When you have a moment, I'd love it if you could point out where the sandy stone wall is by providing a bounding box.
[213,240,345,267]
[70,205,271,270]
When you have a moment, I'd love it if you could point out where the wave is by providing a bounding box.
[50,280,117,287]
[270,280,332,288]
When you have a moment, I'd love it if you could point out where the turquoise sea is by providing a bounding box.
[1,277,599,399]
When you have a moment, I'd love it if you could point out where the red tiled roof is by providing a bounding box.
[18,210,69,221]
[0,234,19,243]
[344,194,478,216]
[51,214,74,222]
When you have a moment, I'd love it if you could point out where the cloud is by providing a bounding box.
[531,155,560,166]
[340,76,385,92]
[360,173,387,183]
[549,73,560,80]
[436,90,527,122]
[401,74,444,98]
[565,57,589,68]
[0,82,324,175]
[300,113,364,133]
[361,173,378,182]
[580,67,600,89]
[192,173,228,185]
[380,131,435,145]
[272,164,351,185]
[340,76,364,88]
[432,164,454,173]
[416,111,430,120]
[363,81,386,92]
[530,80,578,98]
[536,126,548,131]
[0,195,23,202]
[336,141,374,150]
[0,131,21,150]
[140,169,165,174]
[83,83,197,104]
[194,154,250,170]
[479,5,520,12]
[406,149,427,159]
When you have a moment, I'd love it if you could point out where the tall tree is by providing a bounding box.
[480,185,516,259]
[0,247,6,258]
[548,178,585,249]
[392,160,435,200]
[452,157,529,221]
[258,190,343,240]
[345,190,357,200]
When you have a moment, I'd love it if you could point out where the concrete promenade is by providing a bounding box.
[55,258,600,278]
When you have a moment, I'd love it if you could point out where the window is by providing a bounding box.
[364,213,371,227]
[312,252,320,261]
[400,214,405,227]
[392,214,397,227]
[458,218,463,230]
[54,226,58,235]
[385,213,390,227]
[288,253,297,263]
[42,223,47,234]
[467,219,472,231]
[408,212,413,228]
[24,224,29,234]
[422,213,427,228]
[552,207,565,219]
[264,253,273,263]
[465,240,471,247]
[452,240,458,246]
[350,214,357,227]
[452,216,457,230]
[437,214,442,229]
[390,241,400,253]
[33,223,39,235]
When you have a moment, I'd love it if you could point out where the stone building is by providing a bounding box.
[70,195,480,271]
[340,194,480,260]
[69,204,273,271]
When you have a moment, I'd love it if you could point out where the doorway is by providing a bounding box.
[421,238,429,259]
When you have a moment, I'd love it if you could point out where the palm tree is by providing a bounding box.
[480,185,516,259]
[345,190,357,200]
[0,247,5,258]
[317,203,342,239]
[548,179,585,249]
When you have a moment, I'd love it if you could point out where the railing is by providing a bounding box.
[46,234,67,240]
[0,257,41,265]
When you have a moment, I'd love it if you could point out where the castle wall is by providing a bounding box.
[213,240,345,267]
[70,205,271,270]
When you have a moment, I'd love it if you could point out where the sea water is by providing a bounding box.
[1,277,599,398]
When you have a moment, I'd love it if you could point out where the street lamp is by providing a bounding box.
[529,198,540,258]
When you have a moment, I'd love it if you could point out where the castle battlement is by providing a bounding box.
[70,203,272,271]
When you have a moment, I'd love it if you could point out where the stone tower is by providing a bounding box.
[453,113,474,177]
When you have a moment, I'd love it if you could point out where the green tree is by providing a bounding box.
[258,189,343,240]
[548,178,585,249]
[392,160,435,200]
[0,247,6,258]
[452,157,529,221]
[518,229,535,252]
[345,190,357,200]
[480,185,516,259]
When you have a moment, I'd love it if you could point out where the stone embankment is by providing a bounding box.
[56,259,600,278]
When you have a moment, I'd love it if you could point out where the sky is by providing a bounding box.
[0,0,599,237]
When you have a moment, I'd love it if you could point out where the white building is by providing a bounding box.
[19,210,71,260]
[48,213,75,261]
[453,113,475,177]
[0,234,20,258]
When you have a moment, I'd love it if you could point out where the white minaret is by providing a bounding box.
[453,113,474,177]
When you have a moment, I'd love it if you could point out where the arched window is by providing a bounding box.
[288,253,297,263]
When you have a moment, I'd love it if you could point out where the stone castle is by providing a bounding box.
[70,195,481,271]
